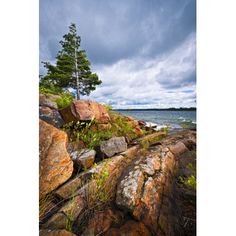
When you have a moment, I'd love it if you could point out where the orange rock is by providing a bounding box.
[39,229,76,236]
[126,116,135,121]
[39,119,73,199]
[105,220,151,236]
[168,141,188,156]
[55,176,82,199]
[116,168,145,211]
[81,209,123,235]
[134,127,144,136]
[59,100,110,124]
[97,123,112,130]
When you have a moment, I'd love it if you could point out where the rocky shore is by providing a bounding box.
[39,94,196,236]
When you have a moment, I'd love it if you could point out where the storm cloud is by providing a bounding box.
[40,0,196,108]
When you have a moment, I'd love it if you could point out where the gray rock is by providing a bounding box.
[39,106,64,128]
[39,94,58,109]
[139,156,161,176]
[42,212,67,230]
[71,149,96,169]
[43,196,85,230]
[116,168,144,211]
[100,137,127,157]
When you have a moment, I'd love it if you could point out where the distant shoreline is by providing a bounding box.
[115,108,196,111]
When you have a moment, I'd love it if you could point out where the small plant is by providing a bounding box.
[64,194,76,232]
[64,178,83,232]
[65,213,73,232]
[187,163,196,171]
[158,222,165,232]
[179,175,196,190]
[39,193,55,222]
[109,111,141,140]
[161,126,169,134]
[141,139,150,150]
[63,111,145,151]
[62,119,113,149]
[104,104,113,111]
[39,82,63,95]
[86,162,111,207]
[55,93,73,108]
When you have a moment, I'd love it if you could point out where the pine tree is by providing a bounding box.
[41,23,102,100]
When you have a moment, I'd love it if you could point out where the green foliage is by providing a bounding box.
[63,111,144,149]
[161,126,170,134]
[63,119,113,149]
[158,222,165,232]
[39,193,55,222]
[39,81,63,95]
[64,177,84,232]
[141,139,150,150]
[41,23,102,99]
[64,194,76,232]
[187,163,196,171]
[104,104,113,111]
[55,93,74,108]
[77,127,112,150]
[179,175,196,190]
[89,163,110,203]
[109,111,140,140]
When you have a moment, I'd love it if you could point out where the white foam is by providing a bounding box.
[154,125,168,131]
[145,122,158,128]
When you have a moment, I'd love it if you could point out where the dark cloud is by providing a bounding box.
[159,70,196,89]
[40,0,196,108]
[40,0,196,65]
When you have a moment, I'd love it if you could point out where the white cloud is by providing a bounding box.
[84,33,196,109]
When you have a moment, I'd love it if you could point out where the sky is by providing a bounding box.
[40,0,196,109]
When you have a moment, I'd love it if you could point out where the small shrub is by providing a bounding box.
[109,111,140,140]
[161,126,169,134]
[39,193,55,222]
[104,104,113,111]
[39,81,63,95]
[64,178,83,232]
[141,139,150,150]
[63,111,144,150]
[63,119,113,149]
[187,163,196,171]
[89,162,110,203]
[77,128,112,150]
[179,175,196,190]
[56,93,73,108]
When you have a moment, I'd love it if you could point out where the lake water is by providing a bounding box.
[116,110,196,130]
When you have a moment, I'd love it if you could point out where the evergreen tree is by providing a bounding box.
[41,23,102,99]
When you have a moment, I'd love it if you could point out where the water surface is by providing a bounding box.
[116,110,196,130]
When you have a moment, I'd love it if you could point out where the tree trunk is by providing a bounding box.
[76,77,80,100]
[74,40,80,100]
